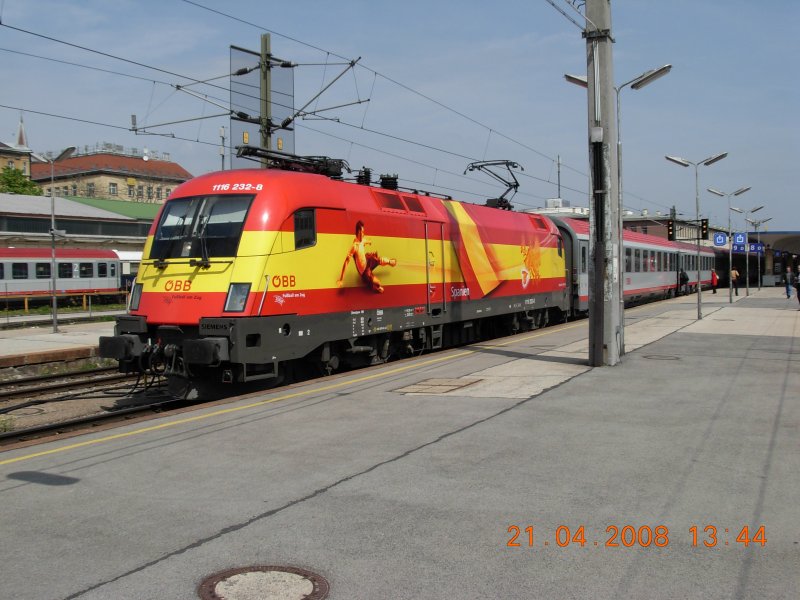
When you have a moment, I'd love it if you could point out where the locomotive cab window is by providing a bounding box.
[294,209,316,250]
[150,194,254,260]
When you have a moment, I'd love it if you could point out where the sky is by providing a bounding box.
[1,0,798,230]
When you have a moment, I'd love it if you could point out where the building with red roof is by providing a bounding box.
[30,145,192,202]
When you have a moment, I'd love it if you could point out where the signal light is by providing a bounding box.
[700,218,709,240]
[667,219,675,241]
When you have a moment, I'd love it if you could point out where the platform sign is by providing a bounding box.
[713,232,727,247]
[749,243,764,254]
[734,233,746,245]
[732,244,746,253]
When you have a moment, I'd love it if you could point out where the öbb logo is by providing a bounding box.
[164,279,192,292]
[271,275,296,288]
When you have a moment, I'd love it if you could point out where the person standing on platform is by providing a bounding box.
[782,267,794,299]
[731,267,740,296]
[796,267,800,308]
[679,268,689,296]
[711,268,718,294]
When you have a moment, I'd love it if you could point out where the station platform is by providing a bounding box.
[0,287,797,599]
[0,317,117,371]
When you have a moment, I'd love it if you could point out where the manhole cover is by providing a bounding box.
[198,565,329,600]
[643,355,680,361]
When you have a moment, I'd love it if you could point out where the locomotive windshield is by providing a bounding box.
[149,194,254,260]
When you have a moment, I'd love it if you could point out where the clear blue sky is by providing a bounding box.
[1,0,797,230]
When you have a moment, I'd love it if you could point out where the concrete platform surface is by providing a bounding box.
[0,288,797,599]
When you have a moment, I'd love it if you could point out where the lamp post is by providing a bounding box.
[32,146,76,333]
[743,205,763,296]
[729,206,743,296]
[665,152,727,320]
[707,186,750,303]
[747,216,771,290]
[565,64,672,357]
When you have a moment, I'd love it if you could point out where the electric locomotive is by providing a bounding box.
[99,151,569,393]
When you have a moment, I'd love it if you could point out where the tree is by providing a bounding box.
[0,167,43,195]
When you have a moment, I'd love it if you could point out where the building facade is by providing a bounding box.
[30,148,192,202]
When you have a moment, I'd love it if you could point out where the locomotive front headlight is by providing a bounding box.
[224,283,251,312]
[128,283,143,311]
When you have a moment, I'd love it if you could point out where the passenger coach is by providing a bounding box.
[0,248,120,296]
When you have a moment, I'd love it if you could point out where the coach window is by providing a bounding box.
[581,242,589,273]
[79,263,94,278]
[634,249,641,272]
[294,209,316,250]
[12,263,28,279]
[58,263,73,278]
[0,264,4,279]
[98,262,107,277]
[625,248,632,272]
[110,263,117,277]
[36,263,51,279]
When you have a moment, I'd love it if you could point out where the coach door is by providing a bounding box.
[425,221,446,316]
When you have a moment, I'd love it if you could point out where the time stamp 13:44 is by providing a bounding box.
[506,524,767,549]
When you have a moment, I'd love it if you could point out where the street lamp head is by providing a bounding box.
[733,186,751,196]
[700,152,728,166]
[55,146,76,162]
[665,155,691,167]
[750,205,764,214]
[564,73,588,88]
[730,207,743,214]
[630,64,672,90]
[707,187,725,197]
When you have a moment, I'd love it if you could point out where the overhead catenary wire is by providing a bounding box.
[1,19,588,207]
[3,7,667,214]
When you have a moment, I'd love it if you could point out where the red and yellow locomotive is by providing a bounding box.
[100,153,568,392]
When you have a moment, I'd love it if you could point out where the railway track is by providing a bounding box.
[0,367,132,402]
[0,396,191,448]
[0,368,179,447]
